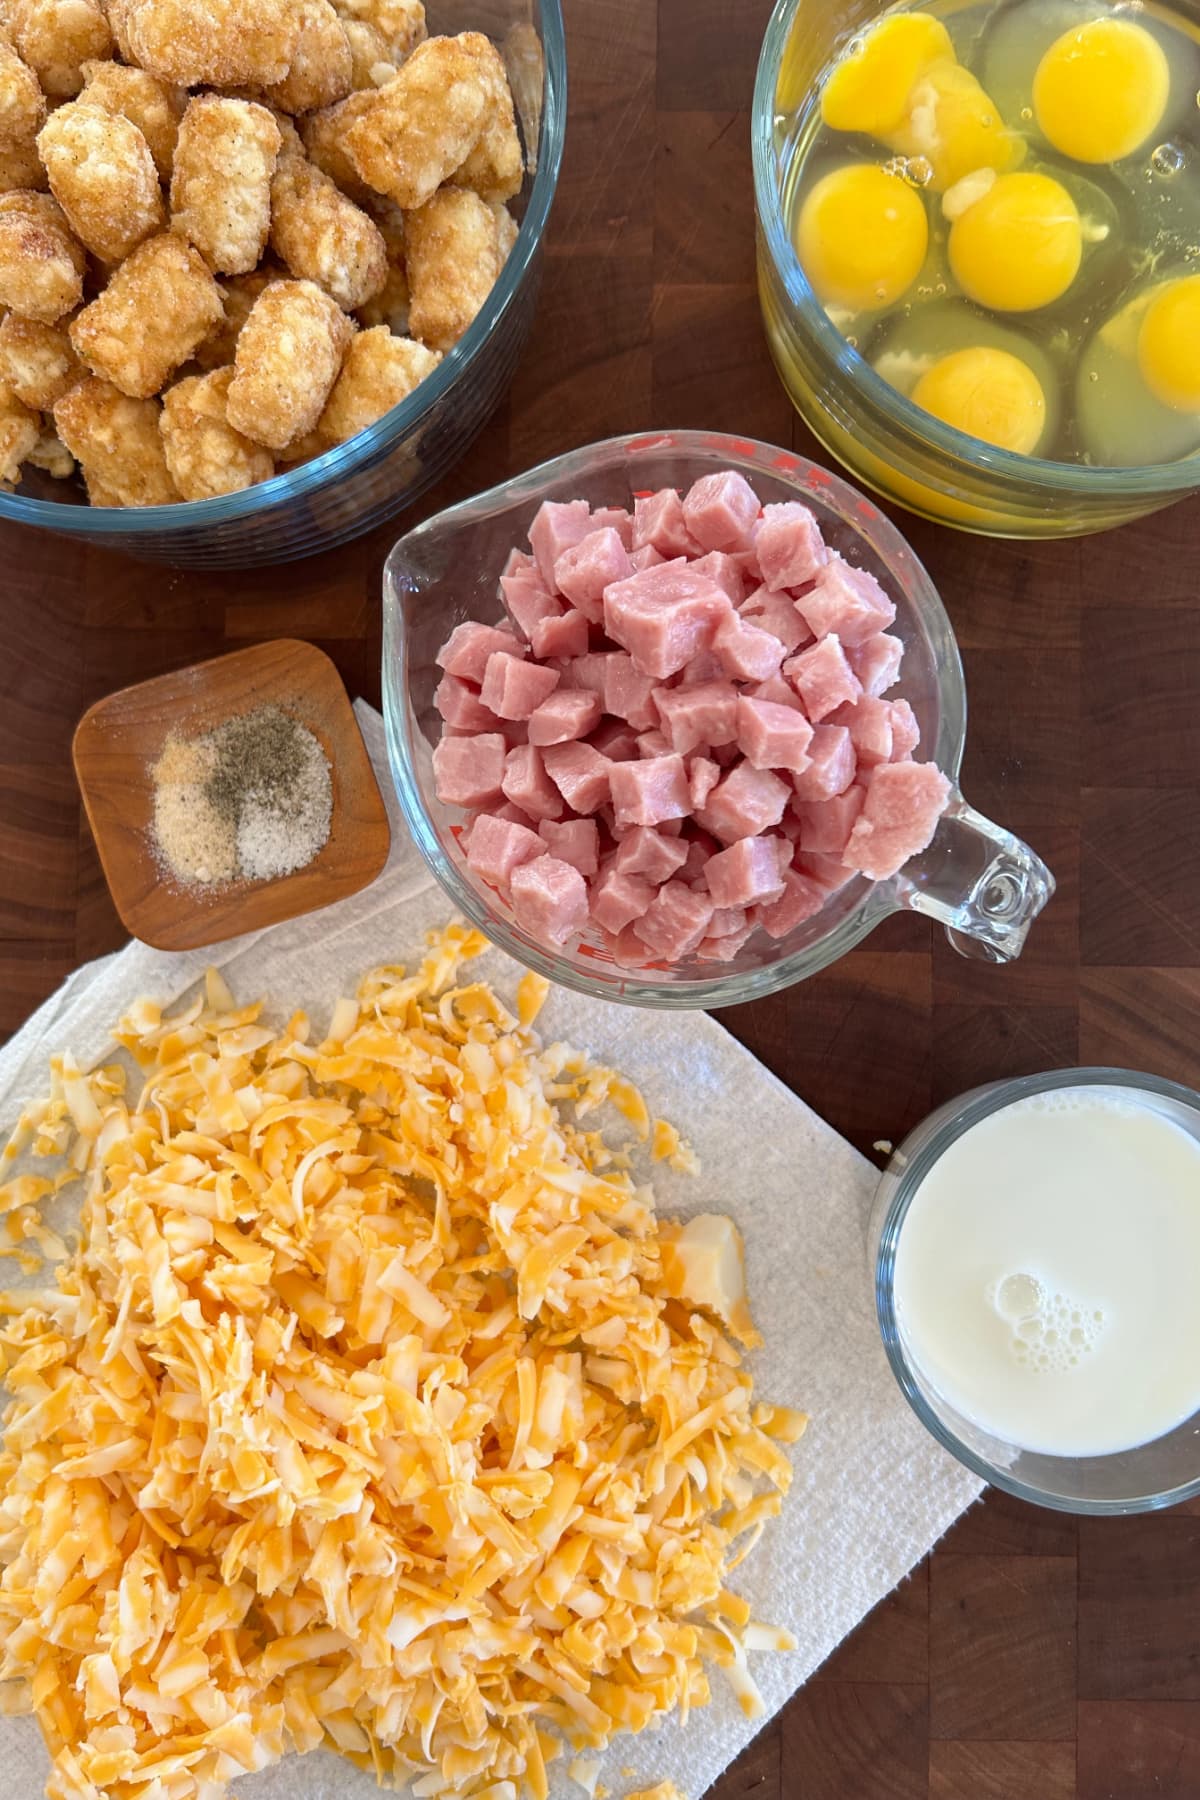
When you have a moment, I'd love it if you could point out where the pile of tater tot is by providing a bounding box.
[0,0,528,505]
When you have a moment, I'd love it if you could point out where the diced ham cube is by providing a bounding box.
[679,827,718,882]
[481,652,561,721]
[790,723,856,801]
[697,761,790,842]
[682,470,761,552]
[654,680,739,755]
[692,550,750,605]
[784,634,862,722]
[713,610,786,682]
[831,695,894,767]
[735,697,815,773]
[510,854,589,946]
[559,651,611,694]
[613,825,689,884]
[437,620,524,683]
[749,672,803,708]
[633,880,715,959]
[752,501,829,589]
[630,544,666,571]
[528,688,604,747]
[530,608,589,660]
[637,729,671,759]
[590,719,640,761]
[603,563,733,680]
[887,698,921,760]
[591,867,656,933]
[843,761,952,880]
[795,851,856,893]
[698,918,759,961]
[849,631,904,697]
[603,653,659,730]
[588,505,634,548]
[608,921,655,967]
[493,801,539,828]
[432,733,507,808]
[538,816,600,877]
[796,554,896,647]
[609,754,691,828]
[542,741,614,814]
[739,585,812,655]
[502,744,565,821]
[794,786,866,856]
[688,755,721,809]
[704,836,788,908]
[757,869,829,938]
[554,527,633,622]
[528,499,593,586]
[501,560,562,641]
[632,488,699,558]
[706,904,750,938]
[464,812,544,887]
[436,673,503,732]
[680,646,726,685]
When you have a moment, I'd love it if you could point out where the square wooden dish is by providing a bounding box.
[73,639,391,952]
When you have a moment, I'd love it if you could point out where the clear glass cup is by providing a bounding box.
[0,0,566,569]
[381,428,1055,1008]
[871,1068,1200,1514]
[752,0,1200,538]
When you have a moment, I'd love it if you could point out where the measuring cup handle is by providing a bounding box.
[887,790,1056,963]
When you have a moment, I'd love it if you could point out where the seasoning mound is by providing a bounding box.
[0,927,803,1800]
[151,701,332,886]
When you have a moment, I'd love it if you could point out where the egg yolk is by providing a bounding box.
[797,163,929,312]
[890,59,1023,192]
[910,347,1048,453]
[820,12,955,137]
[1033,18,1170,164]
[1137,275,1200,413]
[949,171,1082,311]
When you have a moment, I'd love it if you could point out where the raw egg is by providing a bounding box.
[820,12,955,136]
[1076,280,1200,466]
[890,57,1024,191]
[949,170,1082,310]
[796,163,929,312]
[911,345,1049,453]
[1033,17,1171,164]
[1137,272,1200,413]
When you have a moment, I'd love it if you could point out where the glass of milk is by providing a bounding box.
[870,1069,1200,1513]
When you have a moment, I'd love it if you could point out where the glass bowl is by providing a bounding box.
[0,0,565,569]
[752,0,1200,538]
[871,1068,1200,1514]
[381,428,1055,1008]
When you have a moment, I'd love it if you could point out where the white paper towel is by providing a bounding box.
[0,704,981,1800]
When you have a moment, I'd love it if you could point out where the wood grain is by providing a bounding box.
[1,1,1199,1794]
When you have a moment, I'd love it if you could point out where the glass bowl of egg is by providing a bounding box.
[753,0,1200,536]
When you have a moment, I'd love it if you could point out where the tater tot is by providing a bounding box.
[405,182,499,351]
[225,276,353,450]
[38,99,163,263]
[70,231,223,396]
[333,0,426,89]
[54,373,178,502]
[454,32,522,205]
[79,58,183,181]
[9,0,110,97]
[170,95,280,276]
[316,324,436,444]
[160,364,273,498]
[301,88,374,201]
[26,422,73,475]
[0,190,84,320]
[266,0,352,114]
[122,0,301,89]
[0,376,39,483]
[192,262,278,370]
[0,132,46,191]
[269,153,387,311]
[0,31,45,147]
[355,195,407,328]
[0,309,79,405]
[343,35,491,210]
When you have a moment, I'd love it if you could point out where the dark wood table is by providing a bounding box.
[2,2,1199,1796]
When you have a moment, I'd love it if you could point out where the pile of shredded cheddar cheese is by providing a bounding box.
[0,926,804,1800]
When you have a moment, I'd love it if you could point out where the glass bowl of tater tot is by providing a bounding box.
[0,0,565,567]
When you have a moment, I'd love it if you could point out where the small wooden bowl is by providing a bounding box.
[73,638,391,951]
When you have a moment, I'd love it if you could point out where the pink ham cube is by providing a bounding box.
[603,653,659,730]
[435,674,503,732]
[682,470,761,552]
[559,651,611,695]
[501,558,562,641]
[591,719,639,761]
[542,741,613,814]
[610,754,691,828]
[654,680,739,755]
[632,488,698,558]
[493,801,539,828]
[481,651,561,721]
[591,866,655,934]
[603,563,733,680]
[795,850,856,894]
[630,544,666,571]
[528,499,593,586]
[704,836,788,908]
[437,620,523,683]
[588,504,634,547]
[692,550,750,604]
[637,729,671,758]
[739,585,812,655]
[464,812,543,887]
[538,816,600,877]
[843,761,952,880]
[554,527,633,622]
[688,755,721,809]
[510,854,589,946]
[831,695,894,767]
[790,723,856,801]
[502,744,565,821]
[698,761,790,842]
[698,918,758,961]
[849,631,904,697]
[887,698,921,760]
[706,904,751,938]
[736,697,815,773]
[794,786,866,856]
[633,880,714,959]
[796,555,896,647]
[432,733,507,808]
[528,688,603,747]
[752,501,829,590]
[749,671,803,708]
[784,634,862,722]
[714,610,786,682]
[680,828,718,882]
[757,869,829,939]
[530,608,589,660]
[613,825,689,884]
[680,646,726,685]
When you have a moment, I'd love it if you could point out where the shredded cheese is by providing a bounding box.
[0,925,805,1800]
